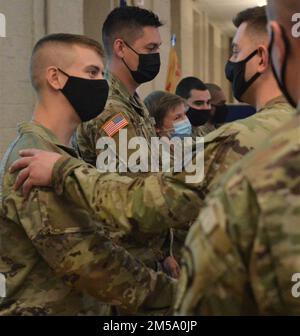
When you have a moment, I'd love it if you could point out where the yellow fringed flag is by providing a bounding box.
[165,35,181,93]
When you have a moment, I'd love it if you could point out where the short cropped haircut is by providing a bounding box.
[30,33,104,92]
[102,6,163,57]
[144,91,185,129]
[176,77,208,100]
[233,6,268,36]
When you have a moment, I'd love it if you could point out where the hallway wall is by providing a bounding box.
[0,0,233,159]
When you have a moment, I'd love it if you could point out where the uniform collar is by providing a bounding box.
[105,71,145,113]
[17,121,78,157]
[258,95,288,113]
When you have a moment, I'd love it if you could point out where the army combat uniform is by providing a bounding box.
[174,109,300,315]
[65,96,294,264]
[75,71,176,275]
[0,122,201,316]
[75,71,157,168]
[178,96,295,192]
[171,96,295,260]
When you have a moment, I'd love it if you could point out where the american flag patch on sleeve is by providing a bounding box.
[101,113,129,137]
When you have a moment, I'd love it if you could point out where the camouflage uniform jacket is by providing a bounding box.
[0,122,184,316]
[174,96,295,197]
[175,110,300,315]
[74,71,176,270]
[60,97,296,264]
[192,123,216,138]
[75,71,157,168]
[170,96,295,260]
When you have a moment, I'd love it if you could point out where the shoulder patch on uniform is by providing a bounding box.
[101,113,129,137]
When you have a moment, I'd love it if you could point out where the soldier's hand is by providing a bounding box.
[162,256,181,279]
[9,148,62,198]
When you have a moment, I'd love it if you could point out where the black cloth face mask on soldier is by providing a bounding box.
[225,50,262,102]
[58,68,109,122]
[122,41,161,84]
[186,107,212,127]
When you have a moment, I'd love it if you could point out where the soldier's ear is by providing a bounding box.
[46,67,67,91]
[113,39,126,59]
[257,45,269,73]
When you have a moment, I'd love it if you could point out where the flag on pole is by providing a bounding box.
[165,34,181,93]
[120,0,127,7]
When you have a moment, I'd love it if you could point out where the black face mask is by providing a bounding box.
[211,104,230,125]
[122,41,161,84]
[225,50,262,102]
[58,68,109,122]
[186,107,211,127]
[268,27,297,108]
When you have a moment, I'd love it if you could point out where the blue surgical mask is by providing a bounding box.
[171,119,192,139]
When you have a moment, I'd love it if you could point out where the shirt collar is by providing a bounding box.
[17,121,78,157]
[105,71,144,111]
[257,95,288,112]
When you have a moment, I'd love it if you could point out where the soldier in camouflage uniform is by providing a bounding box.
[18,92,295,266]
[189,5,296,192]
[174,0,300,315]
[168,5,296,260]
[175,110,300,315]
[5,6,299,316]
[75,71,157,168]
[75,7,162,168]
[20,93,294,262]
[186,96,295,193]
[12,7,296,268]
[0,33,201,316]
[74,6,180,279]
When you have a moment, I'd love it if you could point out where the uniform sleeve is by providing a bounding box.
[74,121,98,166]
[174,176,259,315]
[15,187,175,314]
[52,156,202,235]
[95,109,148,172]
[172,128,251,193]
[75,105,145,170]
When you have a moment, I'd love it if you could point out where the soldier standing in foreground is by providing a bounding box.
[0,33,202,316]
[174,0,300,315]
[74,6,180,279]
[10,6,296,268]
[75,6,162,169]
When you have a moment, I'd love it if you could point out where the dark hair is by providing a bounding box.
[176,77,208,99]
[30,33,104,91]
[144,91,185,128]
[233,6,268,35]
[102,6,163,57]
